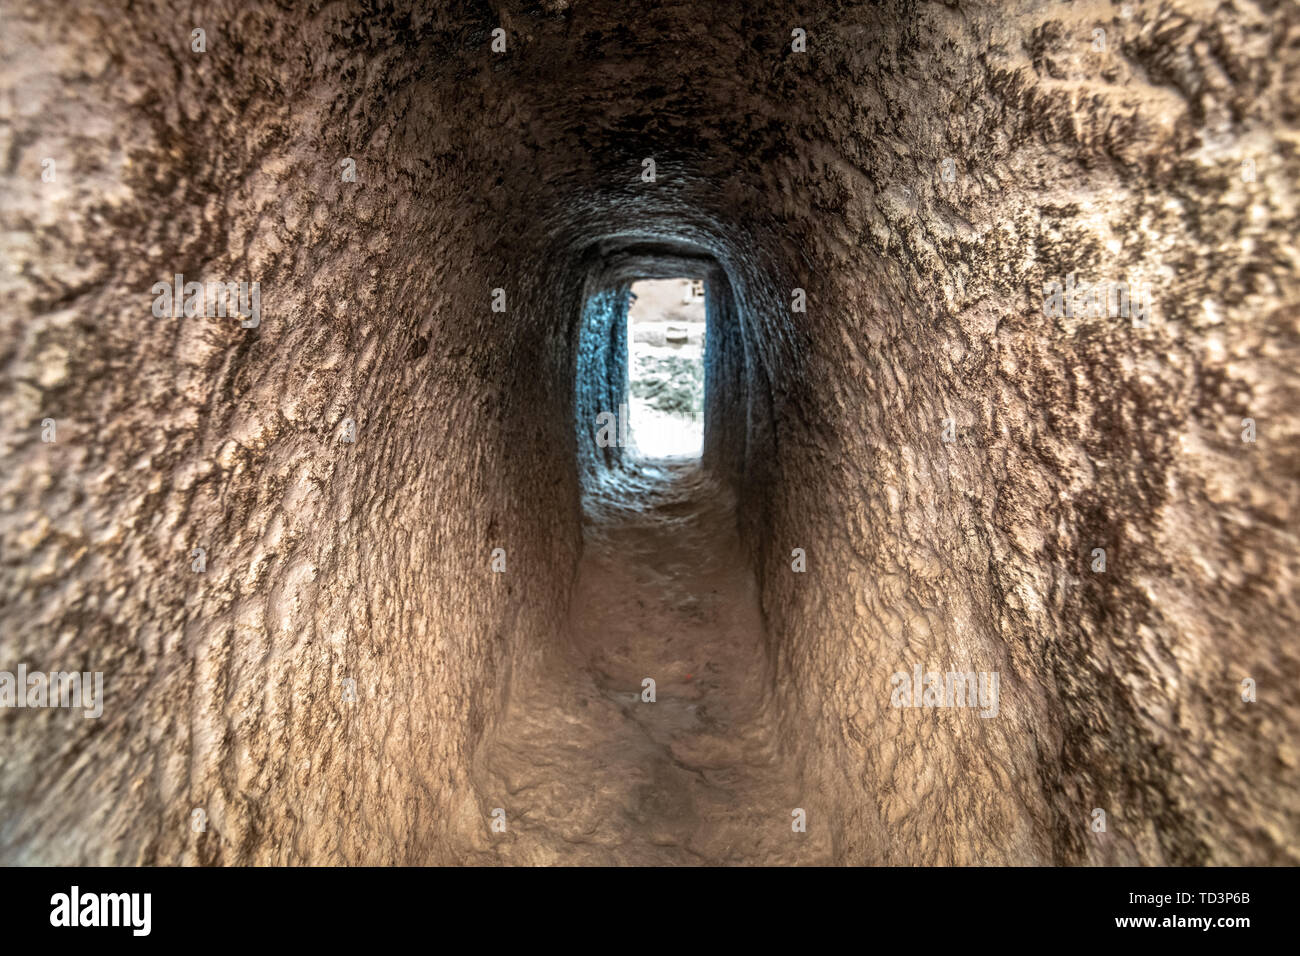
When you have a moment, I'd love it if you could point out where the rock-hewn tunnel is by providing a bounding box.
[1,0,1297,866]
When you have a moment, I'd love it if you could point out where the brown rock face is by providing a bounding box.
[1,1,1296,865]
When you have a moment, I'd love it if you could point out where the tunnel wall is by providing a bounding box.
[702,269,750,488]
[0,0,585,864]
[748,0,1300,864]
[574,283,631,479]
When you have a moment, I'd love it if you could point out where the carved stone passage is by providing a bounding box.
[0,1,1296,866]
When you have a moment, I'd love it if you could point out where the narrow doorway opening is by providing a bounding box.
[626,278,706,459]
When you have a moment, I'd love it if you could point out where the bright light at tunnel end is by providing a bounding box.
[626,278,705,460]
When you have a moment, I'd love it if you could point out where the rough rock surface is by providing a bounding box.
[1,0,1296,865]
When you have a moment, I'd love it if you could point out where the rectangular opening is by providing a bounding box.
[626,278,706,459]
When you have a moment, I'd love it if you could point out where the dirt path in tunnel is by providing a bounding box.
[470,460,831,865]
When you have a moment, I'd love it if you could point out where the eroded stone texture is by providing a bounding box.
[752,0,1300,865]
[2,0,1296,865]
[1,0,584,864]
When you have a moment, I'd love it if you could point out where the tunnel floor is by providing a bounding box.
[472,461,830,864]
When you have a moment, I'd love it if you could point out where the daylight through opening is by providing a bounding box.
[626,278,706,459]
